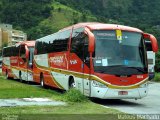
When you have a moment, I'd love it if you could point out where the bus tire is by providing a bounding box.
[40,74,46,88]
[19,71,23,83]
[6,70,9,79]
[69,77,76,89]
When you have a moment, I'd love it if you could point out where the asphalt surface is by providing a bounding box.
[93,82,160,114]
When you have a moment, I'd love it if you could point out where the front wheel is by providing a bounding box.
[40,74,46,88]
[19,72,23,83]
[69,78,76,89]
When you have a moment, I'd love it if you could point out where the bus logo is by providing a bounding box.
[120,79,128,82]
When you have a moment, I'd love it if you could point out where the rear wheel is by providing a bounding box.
[6,71,9,79]
[19,72,23,82]
[40,74,46,88]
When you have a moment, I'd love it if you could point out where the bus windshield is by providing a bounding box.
[93,30,147,75]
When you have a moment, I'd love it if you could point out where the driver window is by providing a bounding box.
[71,28,90,68]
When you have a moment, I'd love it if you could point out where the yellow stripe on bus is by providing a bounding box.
[34,59,148,90]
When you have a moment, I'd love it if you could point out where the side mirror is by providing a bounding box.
[143,33,158,52]
[85,28,95,53]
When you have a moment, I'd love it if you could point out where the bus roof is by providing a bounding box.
[60,22,143,33]
[16,40,35,47]
[37,22,143,42]
[3,41,35,49]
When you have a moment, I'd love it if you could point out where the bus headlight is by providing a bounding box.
[92,81,107,88]
[140,82,148,88]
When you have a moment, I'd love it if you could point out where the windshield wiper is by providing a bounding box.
[107,65,127,67]
[128,67,146,73]
[95,70,105,73]
[95,65,127,73]
[107,65,146,73]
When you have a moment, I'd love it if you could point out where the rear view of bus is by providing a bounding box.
[2,41,35,82]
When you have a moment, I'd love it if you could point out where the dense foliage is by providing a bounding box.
[0,0,53,39]
[56,0,160,39]
[1,0,160,40]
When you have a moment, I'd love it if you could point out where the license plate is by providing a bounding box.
[118,91,128,95]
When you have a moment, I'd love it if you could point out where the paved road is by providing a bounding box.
[94,82,160,114]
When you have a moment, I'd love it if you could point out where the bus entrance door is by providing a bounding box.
[82,36,91,96]
[19,45,27,81]
[27,47,34,82]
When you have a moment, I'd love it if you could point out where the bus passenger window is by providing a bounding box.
[20,45,26,62]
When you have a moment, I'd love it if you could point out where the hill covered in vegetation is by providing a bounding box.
[1,0,160,40]
[0,0,160,70]
[0,0,100,39]
[56,0,160,40]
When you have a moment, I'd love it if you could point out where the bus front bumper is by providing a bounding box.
[90,82,148,99]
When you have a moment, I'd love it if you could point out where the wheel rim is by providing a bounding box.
[70,82,76,88]
[6,72,8,79]
[19,73,22,82]
[41,79,44,87]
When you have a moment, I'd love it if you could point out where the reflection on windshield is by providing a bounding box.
[93,30,147,75]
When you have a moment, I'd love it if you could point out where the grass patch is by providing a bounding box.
[153,73,160,82]
[0,76,61,99]
[63,89,88,102]
[0,104,124,120]
[0,74,126,120]
[0,102,120,114]
[0,75,88,103]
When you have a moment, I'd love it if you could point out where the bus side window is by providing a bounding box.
[20,45,26,62]
[36,41,44,54]
[2,48,6,57]
[51,30,70,53]
[71,28,90,68]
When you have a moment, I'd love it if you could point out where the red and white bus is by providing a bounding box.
[2,41,35,82]
[33,23,158,99]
